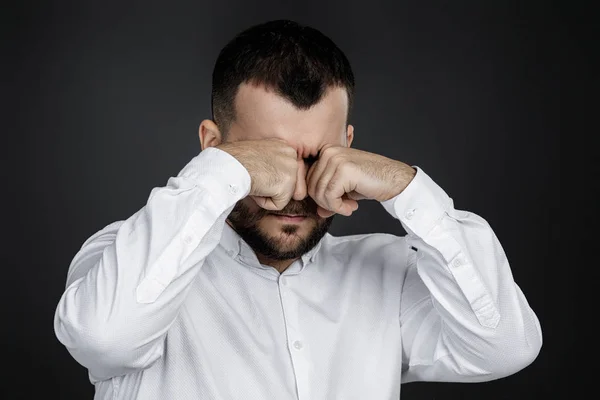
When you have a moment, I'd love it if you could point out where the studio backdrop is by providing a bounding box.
[6,1,579,399]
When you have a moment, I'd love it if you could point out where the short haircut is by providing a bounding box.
[211,19,355,137]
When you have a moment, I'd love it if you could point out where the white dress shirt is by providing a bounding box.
[54,147,542,400]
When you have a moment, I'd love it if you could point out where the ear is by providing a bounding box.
[346,124,354,148]
[199,119,222,150]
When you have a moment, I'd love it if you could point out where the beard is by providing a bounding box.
[226,198,334,261]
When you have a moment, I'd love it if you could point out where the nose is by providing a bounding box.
[292,158,308,201]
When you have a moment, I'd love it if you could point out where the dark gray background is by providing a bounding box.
[5,0,588,398]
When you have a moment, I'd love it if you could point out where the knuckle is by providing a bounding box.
[280,174,296,191]
[339,160,354,174]
[278,145,296,157]
[330,153,346,164]
[284,145,297,155]
[321,146,336,156]
[287,157,299,170]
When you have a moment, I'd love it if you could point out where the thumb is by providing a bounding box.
[269,191,293,211]
[251,195,277,211]
[250,194,290,211]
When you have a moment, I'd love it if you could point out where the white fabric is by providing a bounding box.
[54,146,542,399]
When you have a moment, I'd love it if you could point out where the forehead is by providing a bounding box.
[229,82,348,155]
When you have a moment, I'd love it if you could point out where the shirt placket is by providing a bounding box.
[278,273,311,400]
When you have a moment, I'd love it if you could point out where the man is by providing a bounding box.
[54,19,542,399]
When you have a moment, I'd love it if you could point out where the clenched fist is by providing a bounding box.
[216,139,304,211]
[216,139,416,218]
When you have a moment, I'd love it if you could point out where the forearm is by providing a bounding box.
[53,147,250,379]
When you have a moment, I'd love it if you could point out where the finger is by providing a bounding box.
[269,155,300,209]
[314,164,341,213]
[329,173,361,216]
[250,195,277,211]
[306,153,332,198]
[271,178,296,210]
[331,188,358,216]
[316,196,358,218]
[292,158,308,201]
[317,167,357,216]
[341,193,360,211]
[251,194,291,211]
[306,164,317,195]
[316,205,335,218]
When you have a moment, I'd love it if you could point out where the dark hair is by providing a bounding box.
[211,19,355,137]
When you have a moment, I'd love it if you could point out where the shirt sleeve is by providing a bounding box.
[53,147,251,382]
[380,166,543,382]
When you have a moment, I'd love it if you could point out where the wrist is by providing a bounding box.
[380,163,417,202]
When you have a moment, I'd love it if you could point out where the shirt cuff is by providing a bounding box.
[380,166,453,238]
[177,146,252,200]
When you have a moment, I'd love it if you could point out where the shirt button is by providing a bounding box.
[405,208,416,220]
[452,258,463,268]
[293,340,303,350]
[183,235,193,244]
[228,184,238,194]
[280,277,288,286]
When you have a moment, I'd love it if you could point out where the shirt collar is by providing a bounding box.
[220,221,325,274]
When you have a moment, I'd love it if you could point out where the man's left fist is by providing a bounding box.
[306,145,416,218]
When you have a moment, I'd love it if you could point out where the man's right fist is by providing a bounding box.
[216,139,304,211]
